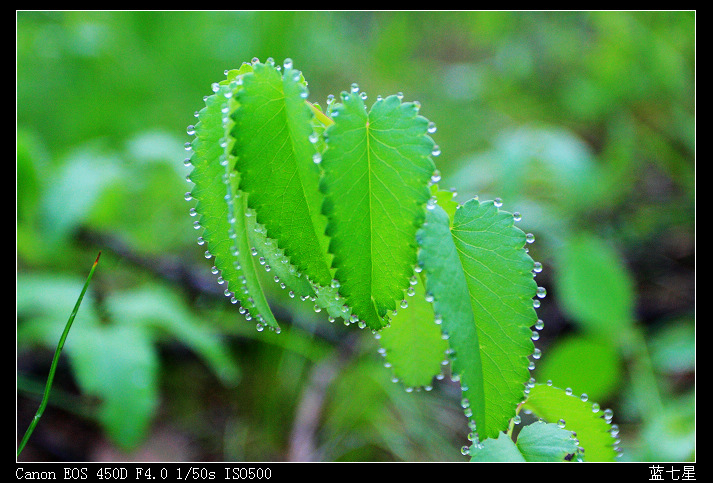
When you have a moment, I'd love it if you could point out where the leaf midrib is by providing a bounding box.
[365,118,377,320]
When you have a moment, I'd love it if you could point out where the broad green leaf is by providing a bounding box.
[231,61,333,289]
[522,383,619,461]
[320,90,436,330]
[377,275,449,389]
[417,200,537,440]
[189,72,279,330]
[534,334,622,403]
[515,421,580,462]
[556,234,635,342]
[69,324,158,450]
[104,285,241,386]
[469,422,578,462]
[468,431,525,462]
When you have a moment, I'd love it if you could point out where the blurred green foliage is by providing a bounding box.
[17,11,694,462]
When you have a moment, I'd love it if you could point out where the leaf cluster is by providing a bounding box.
[186,58,622,460]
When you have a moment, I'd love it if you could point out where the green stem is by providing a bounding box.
[305,100,334,128]
[17,252,101,459]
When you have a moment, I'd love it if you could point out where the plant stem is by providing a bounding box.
[17,252,101,459]
[305,100,334,128]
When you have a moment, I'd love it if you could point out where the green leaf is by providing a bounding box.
[417,200,537,441]
[522,383,619,462]
[468,431,525,462]
[534,334,622,403]
[469,422,578,462]
[377,274,449,389]
[104,285,241,386]
[231,62,333,289]
[320,90,436,330]
[188,70,280,330]
[555,234,635,342]
[515,421,579,462]
[69,324,159,450]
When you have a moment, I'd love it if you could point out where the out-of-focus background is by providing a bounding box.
[17,11,695,462]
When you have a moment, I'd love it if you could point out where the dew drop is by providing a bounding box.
[536,286,547,298]
[580,393,588,402]
[427,121,437,134]
[431,145,441,156]
[400,299,408,309]
[525,233,536,244]
[557,419,566,429]
[494,198,503,208]
[533,262,543,273]
[430,169,441,184]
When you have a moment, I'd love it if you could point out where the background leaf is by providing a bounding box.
[555,234,635,341]
[69,325,159,450]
